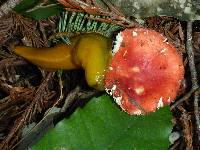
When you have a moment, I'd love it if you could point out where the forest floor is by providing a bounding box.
[0,2,200,150]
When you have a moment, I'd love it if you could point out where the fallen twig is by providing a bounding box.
[186,22,200,145]
[0,0,22,18]
[171,87,200,110]
[178,106,193,150]
[0,73,55,150]
[60,86,98,113]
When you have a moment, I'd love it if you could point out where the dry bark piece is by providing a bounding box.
[105,28,184,115]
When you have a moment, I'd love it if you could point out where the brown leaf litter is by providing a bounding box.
[0,2,199,150]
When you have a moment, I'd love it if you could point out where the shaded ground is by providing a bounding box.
[0,4,200,150]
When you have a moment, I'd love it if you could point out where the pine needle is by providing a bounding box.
[0,13,44,47]
[49,11,123,43]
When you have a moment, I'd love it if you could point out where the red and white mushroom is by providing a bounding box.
[105,28,184,115]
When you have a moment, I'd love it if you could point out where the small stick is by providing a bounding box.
[186,22,200,143]
[170,87,200,110]
[60,86,80,112]
[178,106,193,150]
[0,0,22,18]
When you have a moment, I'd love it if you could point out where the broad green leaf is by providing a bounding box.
[13,0,40,13]
[13,0,64,20]
[23,4,63,20]
[30,94,172,150]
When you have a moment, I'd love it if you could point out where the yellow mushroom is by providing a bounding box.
[14,33,112,90]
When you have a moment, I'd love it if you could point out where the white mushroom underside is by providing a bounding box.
[105,85,122,106]
[112,32,123,56]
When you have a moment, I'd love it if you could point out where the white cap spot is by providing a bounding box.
[132,66,140,73]
[132,31,137,37]
[161,48,167,55]
[132,109,142,115]
[134,87,144,95]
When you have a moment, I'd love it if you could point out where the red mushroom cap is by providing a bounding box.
[105,28,184,115]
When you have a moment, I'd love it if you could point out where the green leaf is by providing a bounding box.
[23,4,63,20]
[30,94,172,150]
[13,0,64,20]
[13,0,40,13]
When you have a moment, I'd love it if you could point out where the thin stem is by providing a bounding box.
[186,21,200,143]
[171,87,200,110]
